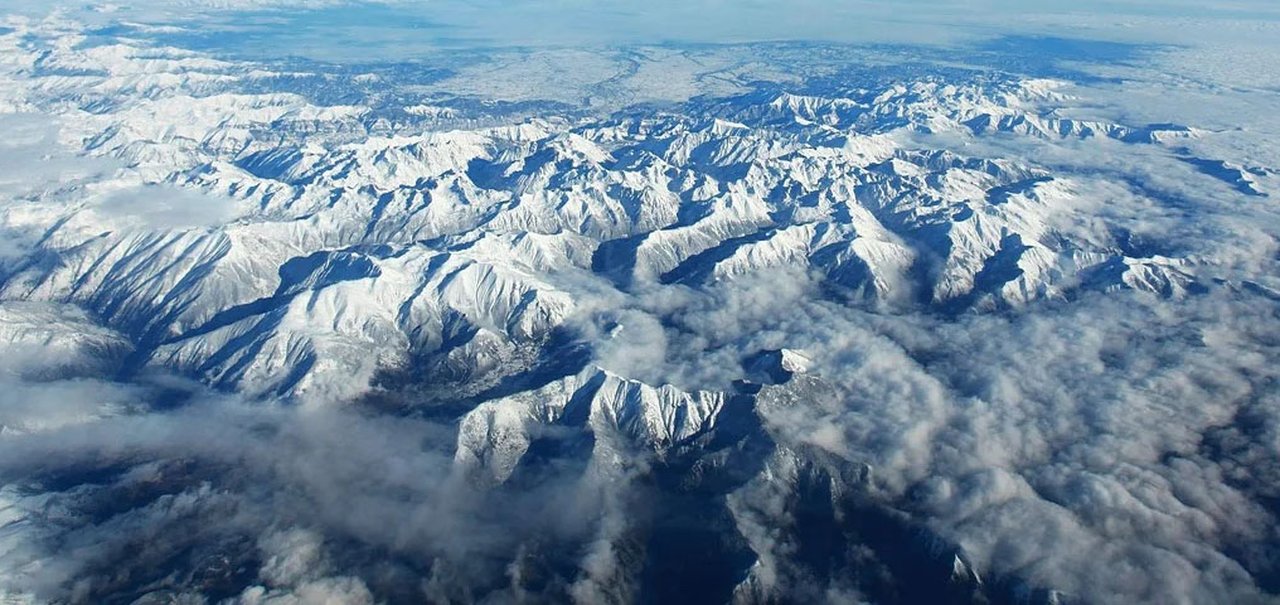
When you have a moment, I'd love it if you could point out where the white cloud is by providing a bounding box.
[92,183,240,230]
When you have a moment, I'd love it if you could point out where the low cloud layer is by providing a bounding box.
[0,360,616,602]
[0,113,240,271]
[2,270,1278,602]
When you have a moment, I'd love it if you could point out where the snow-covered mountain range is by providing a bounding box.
[2,11,1279,605]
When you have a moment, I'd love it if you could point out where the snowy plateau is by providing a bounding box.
[1,9,1280,605]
